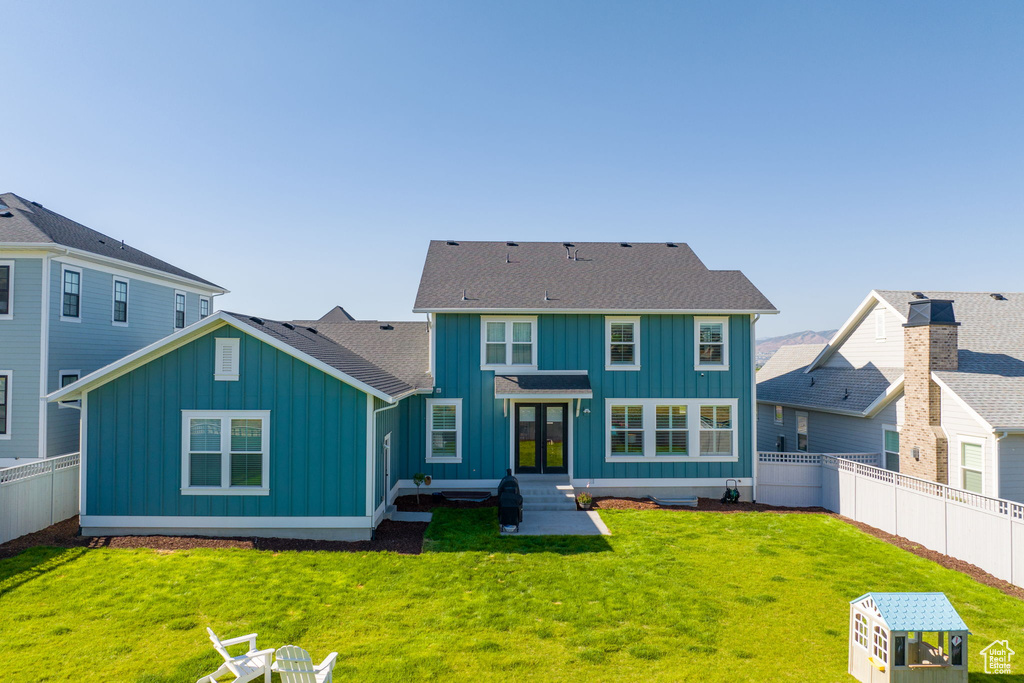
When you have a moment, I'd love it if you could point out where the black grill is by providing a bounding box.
[497,469,522,532]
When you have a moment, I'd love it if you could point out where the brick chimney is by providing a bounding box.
[900,299,959,483]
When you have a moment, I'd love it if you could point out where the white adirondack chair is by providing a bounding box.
[272,645,339,683]
[196,627,274,683]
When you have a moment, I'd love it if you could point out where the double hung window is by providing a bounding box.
[481,317,536,369]
[181,411,270,495]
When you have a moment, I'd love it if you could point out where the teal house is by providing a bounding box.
[51,241,776,540]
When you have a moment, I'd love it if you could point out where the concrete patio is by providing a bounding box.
[506,510,611,536]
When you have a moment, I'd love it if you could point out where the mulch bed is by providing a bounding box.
[0,517,428,558]
[394,493,497,513]
[593,496,829,513]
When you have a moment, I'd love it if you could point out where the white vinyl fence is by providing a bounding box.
[0,453,80,545]
[757,452,1024,589]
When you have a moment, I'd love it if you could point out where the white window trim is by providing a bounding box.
[199,295,211,319]
[604,397,739,462]
[774,405,783,425]
[796,410,809,452]
[59,264,83,323]
[0,370,11,439]
[174,290,187,329]
[605,316,641,371]
[180,410,270,496]
[214,337,241,381]
[882,424,900,463]
[694,316,729,371]
[480,316,538,371]
[853,612,870,651]
[874,308,886,341]
[956,434,987,495]
[0,260,14,320]
[426,398,462,463]
[57,370,81,409]
[112,278,129,326]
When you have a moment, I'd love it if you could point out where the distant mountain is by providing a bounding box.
[755,330,836,367]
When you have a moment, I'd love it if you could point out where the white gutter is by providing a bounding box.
[413,307,779,315]
[368,400,401,518]
[751,313,760,502]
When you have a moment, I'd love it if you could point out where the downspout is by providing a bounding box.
[751,313,760,502]
[371,400,401,520]
[994,430,1009,499]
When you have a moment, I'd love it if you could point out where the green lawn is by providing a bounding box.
[1,509,1022,682]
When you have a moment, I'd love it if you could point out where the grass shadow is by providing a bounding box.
[424,508,613,554]
[0,546,88,597]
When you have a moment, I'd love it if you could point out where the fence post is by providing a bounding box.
[943,485,948,556]
[49,459,56,527]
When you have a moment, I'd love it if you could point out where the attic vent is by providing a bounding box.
[214,338,240,381]
[379,324,394,330]
[620,242,631,247]
[506,241,518,247]
[991,293,1007,301]
[282,322,295,330]
[446,240,459,246]
[912,292,927,299]
[666,242,678,247]
[306,327,318,334]
[249,317,265,325]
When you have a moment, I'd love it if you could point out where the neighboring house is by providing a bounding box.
[50,241,776,540]
[0,193,225,467]
[757,290,1024,503]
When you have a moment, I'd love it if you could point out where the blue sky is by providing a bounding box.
[2,1,1022,337]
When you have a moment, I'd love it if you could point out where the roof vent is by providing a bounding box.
[620,242,631,247]
[30,201,42,208]
[506,241,518,247]
[912,292,927,299]
[98,239,105,244]
[991,293,1007,301]
[843,388,850,400]
[666,242,678,247]
[0,211,13,218]
[905,299,959,327]
[379,324,394,330]
[446,240,459,246]
[282,322,295,330]
[461,289,468,301]
[809,376,815,386]
[306,327,318,334]
[544,290,551,301]
[249,317,265,325]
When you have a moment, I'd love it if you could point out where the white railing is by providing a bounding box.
[758,452,1024,588]
[0,453,80,544]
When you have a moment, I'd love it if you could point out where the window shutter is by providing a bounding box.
[214,338,240,381]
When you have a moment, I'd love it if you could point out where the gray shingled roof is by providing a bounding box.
[414,241,776,312]
[0,193,222,289]
[318,306,356,322]
[876,291,1024,428]
[228,313,416,399]
[494,374,593,398]
[757,344,903,414]
[291,320,432,390]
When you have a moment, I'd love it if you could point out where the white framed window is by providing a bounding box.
[0,370,11,439]
[60,265,82,322]
[0,260,13,320]
[605,316,640,370]
[605,398,738,462]
[57,370,81,409]
[872,624,889,664]
[214,338,240,381]
[426,398,462,462]
[181,410,270,495]
[694,316,729,371]
[199,296,211,319]
[874,309,886,341]
[960,440,984,494]
[774,405,783,424]
[853,613,869,650]
[883,427,900,471]
[112,278,129,325]
[480,316,537,370]
[174,290,186,329]
[796,411,808,452]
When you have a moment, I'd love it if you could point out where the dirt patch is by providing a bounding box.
[394,493,497,513]
[0,517,428,558]
[594,496,829,513]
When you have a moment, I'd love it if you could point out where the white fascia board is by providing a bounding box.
[804,291,905,373]
[931,373,995,432]
[863,376,904,418]
[413,307,779,315]
[756,377,904,419]
[2,242,227,295]
[494,392,593,400]
[754,399,869,419]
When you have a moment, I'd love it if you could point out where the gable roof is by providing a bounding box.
[757,344,903,415]
[318,306,356,322]
[413,240,776,313]
[0,193,223,291]
[290,319,432,390]
[47,312,422,404]
[853,593,968,632]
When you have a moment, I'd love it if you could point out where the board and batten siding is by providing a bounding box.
[757,398,902,456]
[0,257,44,461]
[996,435,1024,503]
[426,313,754,482]
[84,325,368,518]
[47,258,210,457]
[373,396,402,510]
[824,304,904,369]
[939,385,996,497]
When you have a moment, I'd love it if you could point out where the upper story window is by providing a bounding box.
[0,371,10,438]
[181,410,270,496]
[200,296,211,319]
[774,405,783,424]
[695,316,728,371]
[606,316,640,370]
[113,279,129,325]
[174,291,186,329]
[426,398,462,462]
[480,316,537,370]
[0,261,13,319]
[58,370,81,408]
[61,266,82,321]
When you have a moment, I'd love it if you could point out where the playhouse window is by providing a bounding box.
[893,635,906,666]
[853,613,869,650]
[872,625,888,663]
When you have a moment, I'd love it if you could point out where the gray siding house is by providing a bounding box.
[757,290,1024,503]
[0,193,224,466]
